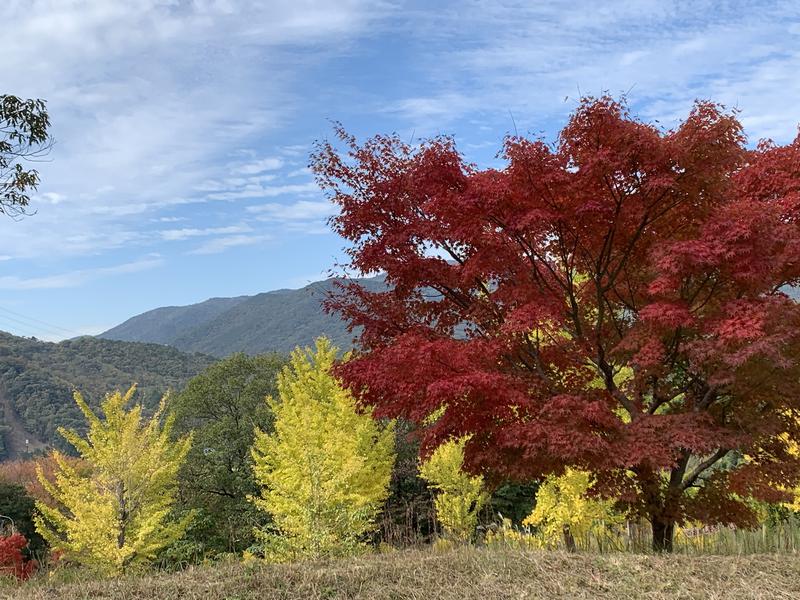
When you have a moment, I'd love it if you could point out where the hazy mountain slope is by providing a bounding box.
[100,277,387,357]
[100,296,248,344]
[0,332,215,458]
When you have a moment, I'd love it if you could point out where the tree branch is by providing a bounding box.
[680,448,729,491]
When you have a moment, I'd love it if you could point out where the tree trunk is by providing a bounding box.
[562,524,577,552]
[651,518,675,553]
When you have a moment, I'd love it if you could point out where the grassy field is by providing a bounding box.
[4,546,800,600]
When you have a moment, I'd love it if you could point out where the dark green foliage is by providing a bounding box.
[0,332,215,455]
[377,421,437,546]
[487,482,539,527]
[171,352,286,555]
[0,481,44,558]
[0,94,52,217]
[100,276,387,357]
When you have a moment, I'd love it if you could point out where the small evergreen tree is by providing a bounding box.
[0,481,45,558]
[34,387,192,575]
[250,338,395,560]
[419,437,489,542]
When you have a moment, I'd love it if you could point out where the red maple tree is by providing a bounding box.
[312,97,800,551]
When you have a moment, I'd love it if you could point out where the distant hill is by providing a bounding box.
[0,332,215,459]
[99,296,249,345]
[99,276,387,357]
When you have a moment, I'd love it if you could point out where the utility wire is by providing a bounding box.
[0,313,66,339]
[0,309,84,340]
[0,304,79,336]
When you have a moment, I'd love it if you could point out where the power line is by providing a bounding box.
[0,304,79,336]
[0,313,66,339]
[0,308,84,340]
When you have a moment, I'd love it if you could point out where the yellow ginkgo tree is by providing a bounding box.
[250,337,395,561]
[523,468,624,550]
[419,436,489,542]
[34,386,192,575]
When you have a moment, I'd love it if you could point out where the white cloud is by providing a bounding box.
[280,144,311,157]
[207,182,319,201]
[158,225,252,242]
[3,0,798,274]
[247,199,333,221]
[195,174,278,192]
[233,157,285,175]
[0,0,388,259]
[152,216,187,223]
[388,1,800,143]
[37,192,67,205]
[188,234,270,255]
[0,257,164,290]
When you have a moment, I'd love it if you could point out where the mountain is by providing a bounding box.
[98,296,249,345]
[0,332,215,459]
[99,276,387,357]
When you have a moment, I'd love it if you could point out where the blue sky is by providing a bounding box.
[0,0,799,340]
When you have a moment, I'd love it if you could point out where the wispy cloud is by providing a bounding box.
[287,167,312,178]
[0,0,387,259]
[388,1,800,142]
[246,199,333,220]
[207,182,319,201]
[244,199,335,235]
[188,234,270,255]
[152,216,187,223]
[233,157,285,175]
[158,225,252,242]
[0,257,164,290]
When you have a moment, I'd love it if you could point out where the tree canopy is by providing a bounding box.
[312,97,800,551]
[0,94,52,217]
[35,387,192,575]
[250,338,395,560]
[171,352,286,554]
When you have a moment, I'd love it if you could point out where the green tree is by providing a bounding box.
[0,481,45,558]
[1,94,52,217]
[34,387,192,575]
[250,338,395,560]
[170,352,285,555]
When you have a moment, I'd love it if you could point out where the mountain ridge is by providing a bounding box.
[99,276,386,357]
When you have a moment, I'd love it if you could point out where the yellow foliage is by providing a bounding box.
[250,337,395,561]
[523,468,624,549]
[34,386,192,575]
[484,517,540,549]
[418,437,489,541]
[743,412,800,512]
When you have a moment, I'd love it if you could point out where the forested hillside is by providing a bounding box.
[0,332,215,458]
[96,296,249,345]
[100,276,387,356]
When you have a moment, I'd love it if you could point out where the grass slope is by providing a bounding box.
[99,276,387,357]
[7,547,800,599]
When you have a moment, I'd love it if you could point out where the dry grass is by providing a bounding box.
[5,546,800,600]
